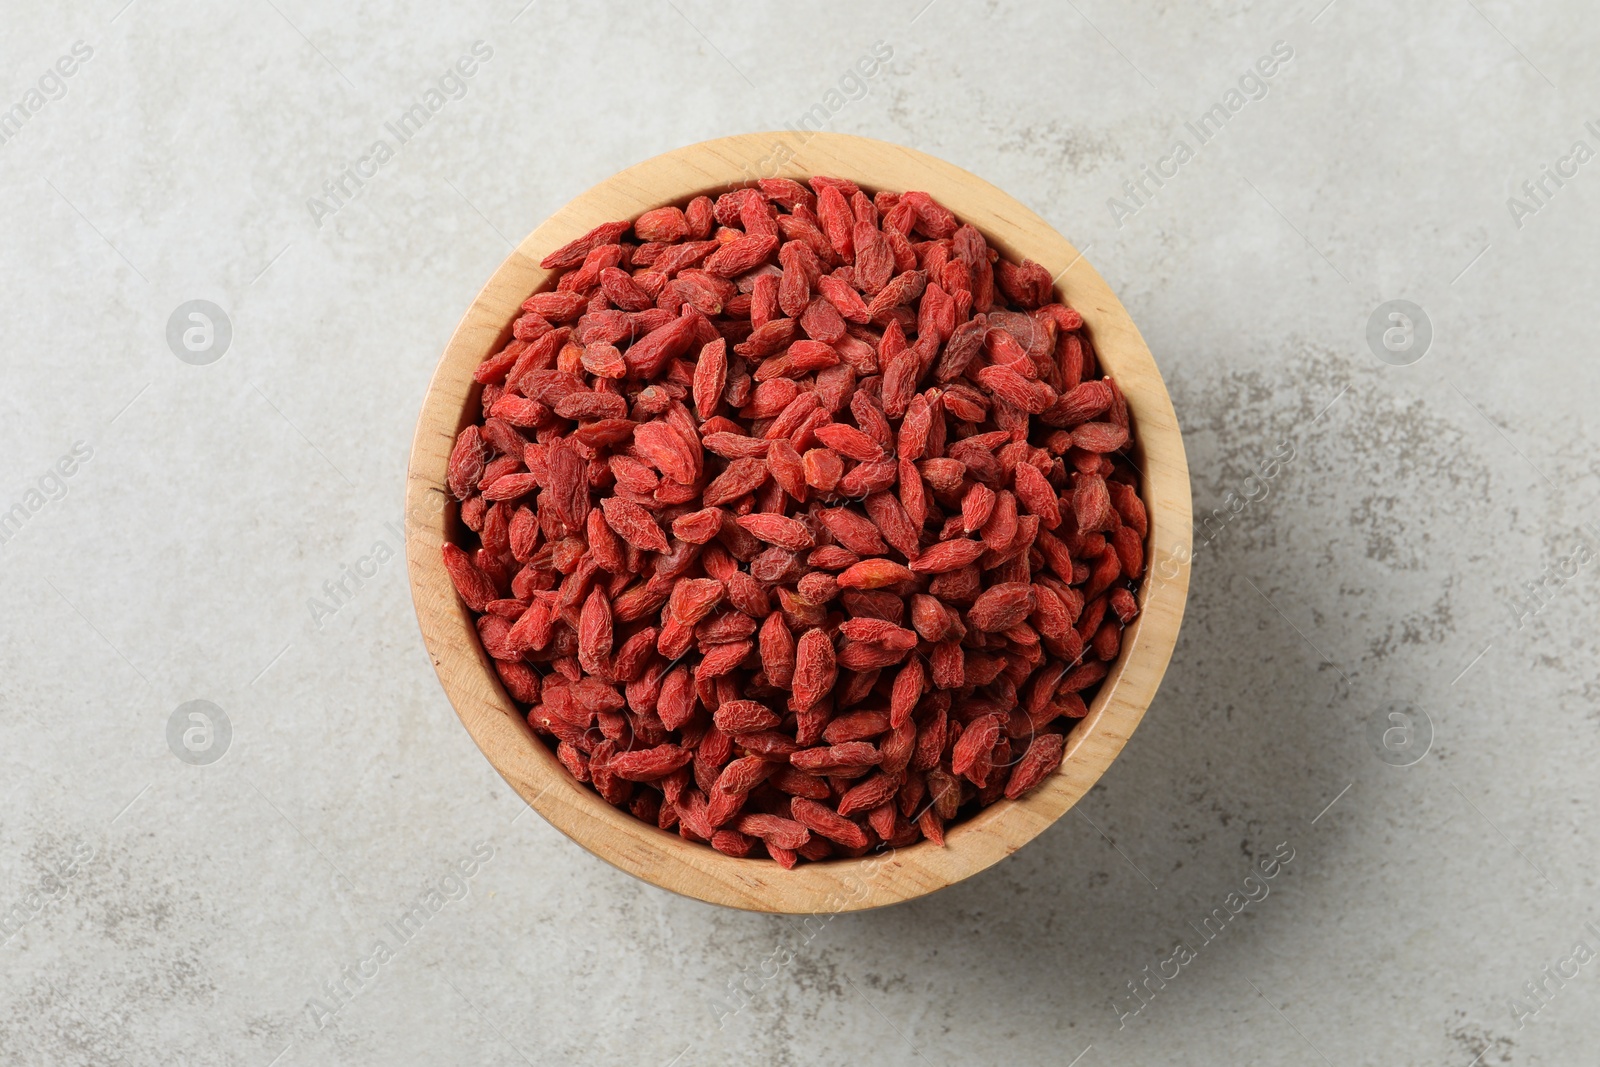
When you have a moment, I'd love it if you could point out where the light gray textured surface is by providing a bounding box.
[2,1,1598,1064]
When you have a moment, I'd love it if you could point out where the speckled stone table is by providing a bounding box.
[2,2,1597,1064]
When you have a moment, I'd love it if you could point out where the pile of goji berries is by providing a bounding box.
[442,176,1147,866]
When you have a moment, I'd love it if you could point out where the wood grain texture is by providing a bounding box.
[405,133,1192,913]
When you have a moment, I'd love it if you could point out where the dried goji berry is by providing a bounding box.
[444,175,1151,864]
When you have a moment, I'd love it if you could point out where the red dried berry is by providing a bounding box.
[444,175,1151,865]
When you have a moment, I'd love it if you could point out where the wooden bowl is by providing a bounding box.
[405,133,1191,913]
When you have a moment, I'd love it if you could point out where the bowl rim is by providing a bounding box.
[405,131,1191,913]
